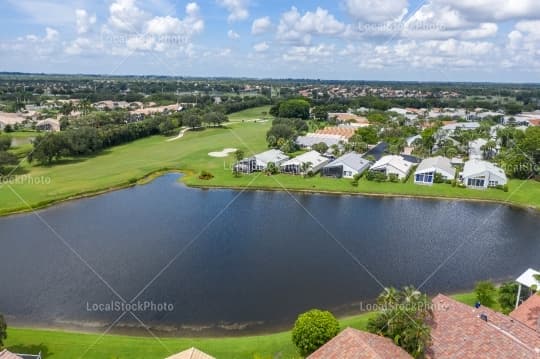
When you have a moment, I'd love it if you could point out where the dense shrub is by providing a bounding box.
[291,309,339,356]
[475,281,497,308]
[199,171,214,180]
[498,282,519,314]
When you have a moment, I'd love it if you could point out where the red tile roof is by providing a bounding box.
[511,295,540,332]
[427,294,540,359]
[0,350,24,359]
[529,119,540,127]
[315,127,357,139]
[307,327,412,359]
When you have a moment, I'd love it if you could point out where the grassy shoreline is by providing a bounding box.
[4,293,477,359]
[1,105,539,217]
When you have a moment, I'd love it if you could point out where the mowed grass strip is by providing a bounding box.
[3,293,474,359]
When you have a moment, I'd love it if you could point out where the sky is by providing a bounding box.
[0,0,540,82]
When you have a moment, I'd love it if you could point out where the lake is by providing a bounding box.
[0,174,539,335]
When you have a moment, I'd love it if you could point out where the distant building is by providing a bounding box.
[414,156,456,185]
[370,155,416,180]
[461,159,507,189]
[36,118,60,132]
[322,152,371,179]
[280,150,330,175]
[234,149,289,173]
[468,138,488,160]
[296,134,346,149]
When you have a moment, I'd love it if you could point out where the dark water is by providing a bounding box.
[0,174,539,335]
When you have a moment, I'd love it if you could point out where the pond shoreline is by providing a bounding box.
[1,169,539,217]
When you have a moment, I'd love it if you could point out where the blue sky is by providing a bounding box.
[0,0,539,82]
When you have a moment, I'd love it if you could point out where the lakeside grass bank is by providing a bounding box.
[1,105,539,216]
[4,293,477,359]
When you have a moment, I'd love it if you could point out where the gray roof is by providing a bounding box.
[254,149,289,164]
[325,152,371,171]
[416,156,456,177]
[296,135,344,148]
[462,159,507,180]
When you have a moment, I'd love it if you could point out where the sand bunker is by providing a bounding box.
[208,148,238,157]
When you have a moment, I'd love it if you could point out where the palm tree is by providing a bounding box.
[300,161,312,177]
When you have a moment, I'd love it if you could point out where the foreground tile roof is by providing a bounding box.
[427,294,540,359]
[511,295,540,332]
[307,327,412,359]
[0,350,23,359]
[164,347,215,359]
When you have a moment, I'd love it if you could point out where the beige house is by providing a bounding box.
[165,347,215,359]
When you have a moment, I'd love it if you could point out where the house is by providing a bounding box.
[426,294,540,358]
[0,350,42,359]
[327,112,369,127]
[510,294,540,332]
[307,327,412,359]
[35,118,60,132]
[322,152,371,179]
[461,159,507,189]
[165,347,215,359]
[315,126,356,140]
[296,134,346,149]
[370,155,416,180]
[468,138,488,160]
[414,156,456,185]
[234,149,289,173]
[514,268,540,309]
[280,150,330,175]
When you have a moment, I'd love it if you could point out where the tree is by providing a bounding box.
[354,126,379,145]
[0,150,19,175]
[475,281,497,308]
[184,114,202,129]
[498,282,519,314]
[0,313,6,347]
[312,142,329,155]
[266,124,296,147]
[234,149,245,163]
[0,136,11,152]
[291,309,339,356]
[367,287,432,358]
[278,99,310,120]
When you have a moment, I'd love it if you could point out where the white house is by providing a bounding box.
[468,138,488,160]
[461,159,508,189]
[369,155,415,180]
[36,118,60,132]
[296,133,346,149]
[234,149,289,173]
[322,152,371,179]
[280,150,330,175]
[414,156,456,185]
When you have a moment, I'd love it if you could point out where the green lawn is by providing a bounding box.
[2,293,476,359]
[1,106,540,215]
[227,106,272,122]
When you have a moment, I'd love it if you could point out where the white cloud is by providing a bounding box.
[437,0,540,22]
[277,7,346,44]
[76,9,97,35]
[252,17,272,35]
[345,0,408,23]
[283,44,335,62]
[108,0,147,32]
[461,23,497,39]
[216,0,250,22]
[253,41,269,52]
[228,30,240,39]
[45,27,59,41]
